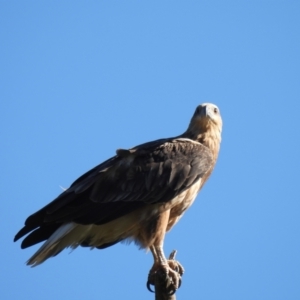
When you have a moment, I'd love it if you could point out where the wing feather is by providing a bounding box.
[15,138,213,246]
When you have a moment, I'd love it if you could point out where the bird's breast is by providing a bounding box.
[167,179,202,231]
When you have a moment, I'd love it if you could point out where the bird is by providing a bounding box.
[14,103,222,293]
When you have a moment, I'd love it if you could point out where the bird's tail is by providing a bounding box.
[26,213,140,266]
[27,222,80,267]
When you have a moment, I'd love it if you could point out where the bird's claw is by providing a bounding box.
[147,280,155,293]
[146,250,184,294]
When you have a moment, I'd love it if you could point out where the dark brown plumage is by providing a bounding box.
[14,103,222,291]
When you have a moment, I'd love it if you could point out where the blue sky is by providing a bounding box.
[1,2,300,299]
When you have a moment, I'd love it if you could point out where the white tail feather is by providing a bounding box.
[26,209,143,267]
[27,223,78,267]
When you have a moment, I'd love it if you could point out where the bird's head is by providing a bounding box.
[190,103,222,133]
[184,103,222,151]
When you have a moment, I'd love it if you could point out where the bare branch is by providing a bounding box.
[154,268,177,300]
[152,250,184,300]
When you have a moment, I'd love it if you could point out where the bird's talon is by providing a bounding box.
[167,288,176,296]
[147,251,184,294]
[146,280,155,293]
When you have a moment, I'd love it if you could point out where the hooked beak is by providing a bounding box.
[199,105,213,119]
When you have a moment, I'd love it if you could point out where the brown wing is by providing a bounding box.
[14,138,213,248]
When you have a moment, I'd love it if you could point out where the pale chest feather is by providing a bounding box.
[166,179,203,231]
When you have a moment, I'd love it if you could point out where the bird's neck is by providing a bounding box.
[183,122,221,161]
[197,131,221,160]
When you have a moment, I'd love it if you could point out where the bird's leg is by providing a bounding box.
[146,210,184,294]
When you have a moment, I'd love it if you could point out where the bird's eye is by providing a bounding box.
[213,107,218,113]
